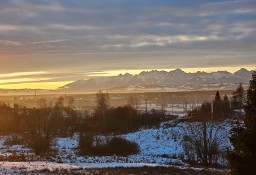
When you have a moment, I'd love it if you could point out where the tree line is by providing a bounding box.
[184,70,256,175]
[0,92,163,155]
[188,83,245,120]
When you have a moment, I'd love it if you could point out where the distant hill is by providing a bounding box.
[59,68,253,92]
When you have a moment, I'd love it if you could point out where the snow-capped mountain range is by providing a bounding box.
[60,68,253,92]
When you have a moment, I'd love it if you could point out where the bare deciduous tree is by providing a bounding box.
[66,96,74,108]
[55,97,64,108]
[183,120,225,166]
[127,96,139,109]
[127,96,139,129]
[37,98,47,108]
[95,90,110,131]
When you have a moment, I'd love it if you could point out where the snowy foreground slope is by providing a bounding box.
[0,161,231,175]
[54,120,231,165]
[0,119,232,174]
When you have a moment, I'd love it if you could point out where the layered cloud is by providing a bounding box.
[0,0,255,88]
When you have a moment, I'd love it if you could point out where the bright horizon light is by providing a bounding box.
[0,81,73,90]
[0,65,254,90]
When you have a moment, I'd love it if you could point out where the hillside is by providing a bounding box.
[0,119,231,174]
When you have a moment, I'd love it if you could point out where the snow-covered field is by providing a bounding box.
[0,119,232,174]
[54,120,231,165]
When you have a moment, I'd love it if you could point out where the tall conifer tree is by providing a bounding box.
[228,71,256,175]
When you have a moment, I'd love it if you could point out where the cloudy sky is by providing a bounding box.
[0,0,255,89]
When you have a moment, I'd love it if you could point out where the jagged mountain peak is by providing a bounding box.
[195,71,207,74]
[171,68,186,73]
[237,67,248,72]
[117,73,133,77]
[234,68,252,79]
[216,70,231,74]
[60,68,252,92]
[234,68,249,74]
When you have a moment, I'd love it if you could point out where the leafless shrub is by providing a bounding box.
[183,120,225,166]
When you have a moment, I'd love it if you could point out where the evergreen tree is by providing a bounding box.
[214,90,221,102]
[223,94,230,118]
[228,71,256,175]
[224,94,229,102]
[232,83,245,109]
[213,90,222,118]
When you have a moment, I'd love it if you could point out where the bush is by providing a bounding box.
[182,121,223,166]
[24,133,52,155]
[4,134,24,146]
[79,133,94,154]
[107,137,140,156]
[79,135,140,156]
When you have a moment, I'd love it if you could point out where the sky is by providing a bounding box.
[0,0,255,89]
